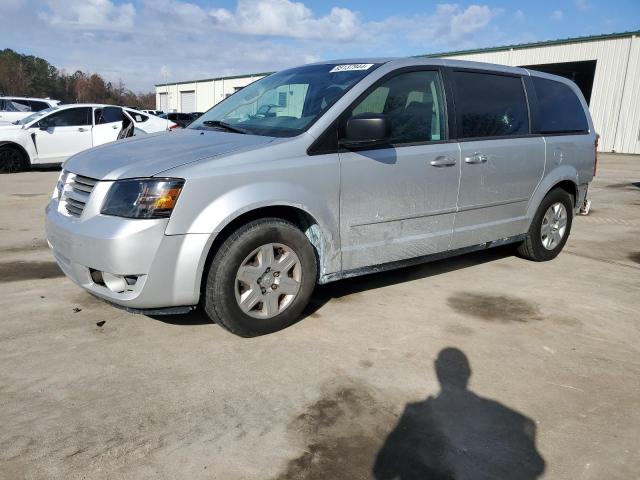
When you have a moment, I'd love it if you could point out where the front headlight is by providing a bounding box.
[101,178,184,219]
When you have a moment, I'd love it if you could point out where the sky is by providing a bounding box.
[1,0,639,92]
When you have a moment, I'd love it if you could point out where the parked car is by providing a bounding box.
[0,96,61,124]
[46,58,597,336]
[159,112,199,128]
[141,109,164,116]
[0,104,176,172]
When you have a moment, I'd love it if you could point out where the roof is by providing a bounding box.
[418,30,640,58]
[0,96,60,103]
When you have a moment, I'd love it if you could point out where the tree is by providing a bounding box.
[0,48,154,108]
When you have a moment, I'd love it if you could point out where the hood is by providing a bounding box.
[0,122,23,130]
[63,129,278,180]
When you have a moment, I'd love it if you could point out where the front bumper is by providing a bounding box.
[45,195,210,309]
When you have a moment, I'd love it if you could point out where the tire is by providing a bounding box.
[203,218,317,337]
[518,188,574,261]
[0,145,28,174]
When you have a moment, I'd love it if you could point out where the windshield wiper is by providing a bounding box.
[201,120,248,134]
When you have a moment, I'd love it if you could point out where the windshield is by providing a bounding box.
[15,106,58,125]
[188,63,381,137]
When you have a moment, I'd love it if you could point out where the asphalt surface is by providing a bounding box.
[1,154,639,479]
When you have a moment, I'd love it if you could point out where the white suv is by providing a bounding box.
[0,104,176,172]
[0,97,61,124]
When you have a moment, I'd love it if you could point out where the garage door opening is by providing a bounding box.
[180,91,195,113]
[159,93,168,112]
[520,60,597,104]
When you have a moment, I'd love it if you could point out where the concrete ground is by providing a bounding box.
[1,154,638,479]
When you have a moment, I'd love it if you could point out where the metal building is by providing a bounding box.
[155,30,640,153]
[155,72,271,114]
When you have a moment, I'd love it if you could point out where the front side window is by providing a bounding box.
[532,77,588,134]
[452,71,529,138]
[95,106,124,124]
[189,63,381,137]
[44,108,91,127]
[348,70,447,143]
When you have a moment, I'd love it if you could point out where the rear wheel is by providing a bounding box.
[518,188,573,261]
[203,218,317,337]
[0,146,28,173]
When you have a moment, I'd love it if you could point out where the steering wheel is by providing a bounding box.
[255,104,278,118]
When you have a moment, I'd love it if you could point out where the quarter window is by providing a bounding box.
[532,77,588,134]
[44,108,92,127]
[451,71,529,138]
[28,100,50,112]
[348,70,447,143]
[125,109,148,123]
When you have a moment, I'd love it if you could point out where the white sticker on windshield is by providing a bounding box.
[330,63,374,73]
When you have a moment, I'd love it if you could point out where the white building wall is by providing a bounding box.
[614,35,640,154]
[443,35,639,153]
[156,75,266,114]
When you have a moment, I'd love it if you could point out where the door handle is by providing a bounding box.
[430,156,457,167]
[78,127,88,132]
[464,153,488,164]
[112,124,119,129]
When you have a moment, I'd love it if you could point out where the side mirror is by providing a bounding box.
[38,121,49,131]
[339,113,391,148]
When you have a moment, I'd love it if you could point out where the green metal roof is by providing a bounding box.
[418,30,640,58]
[155,71,273,88]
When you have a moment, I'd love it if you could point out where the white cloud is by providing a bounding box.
[208,0,362,40]
[551,10,564,21]
[574,0,589,12]
[383,4,501,47]
[2,1,502,91]
[40,0,135,29]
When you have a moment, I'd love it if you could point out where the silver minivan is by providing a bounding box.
[45,58,597,336]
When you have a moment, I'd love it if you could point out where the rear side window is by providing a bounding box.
[95,106,124,124]
[451,71,529,138]
[4,99,32,112]
[532,77,588,134]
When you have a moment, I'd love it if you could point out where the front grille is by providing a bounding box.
[62,173,98,217]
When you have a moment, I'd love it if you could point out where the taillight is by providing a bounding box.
[593,135,599,176]
[169,124,179,130]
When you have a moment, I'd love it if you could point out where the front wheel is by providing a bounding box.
[203,218,317,337]
[0,146,28,173]
[518,188,573,261]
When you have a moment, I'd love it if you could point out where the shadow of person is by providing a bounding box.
[373,348,545,480]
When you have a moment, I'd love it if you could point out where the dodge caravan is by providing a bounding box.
[45,58,597,336]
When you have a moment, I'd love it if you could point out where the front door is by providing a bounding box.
[32,107,93,164]
[339,69,460,271]
[92,106,124,146]
[448,69,545,249]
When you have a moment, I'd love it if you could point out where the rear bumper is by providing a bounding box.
[45,199,210,309]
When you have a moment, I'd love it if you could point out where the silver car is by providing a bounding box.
[45,58,597,336]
